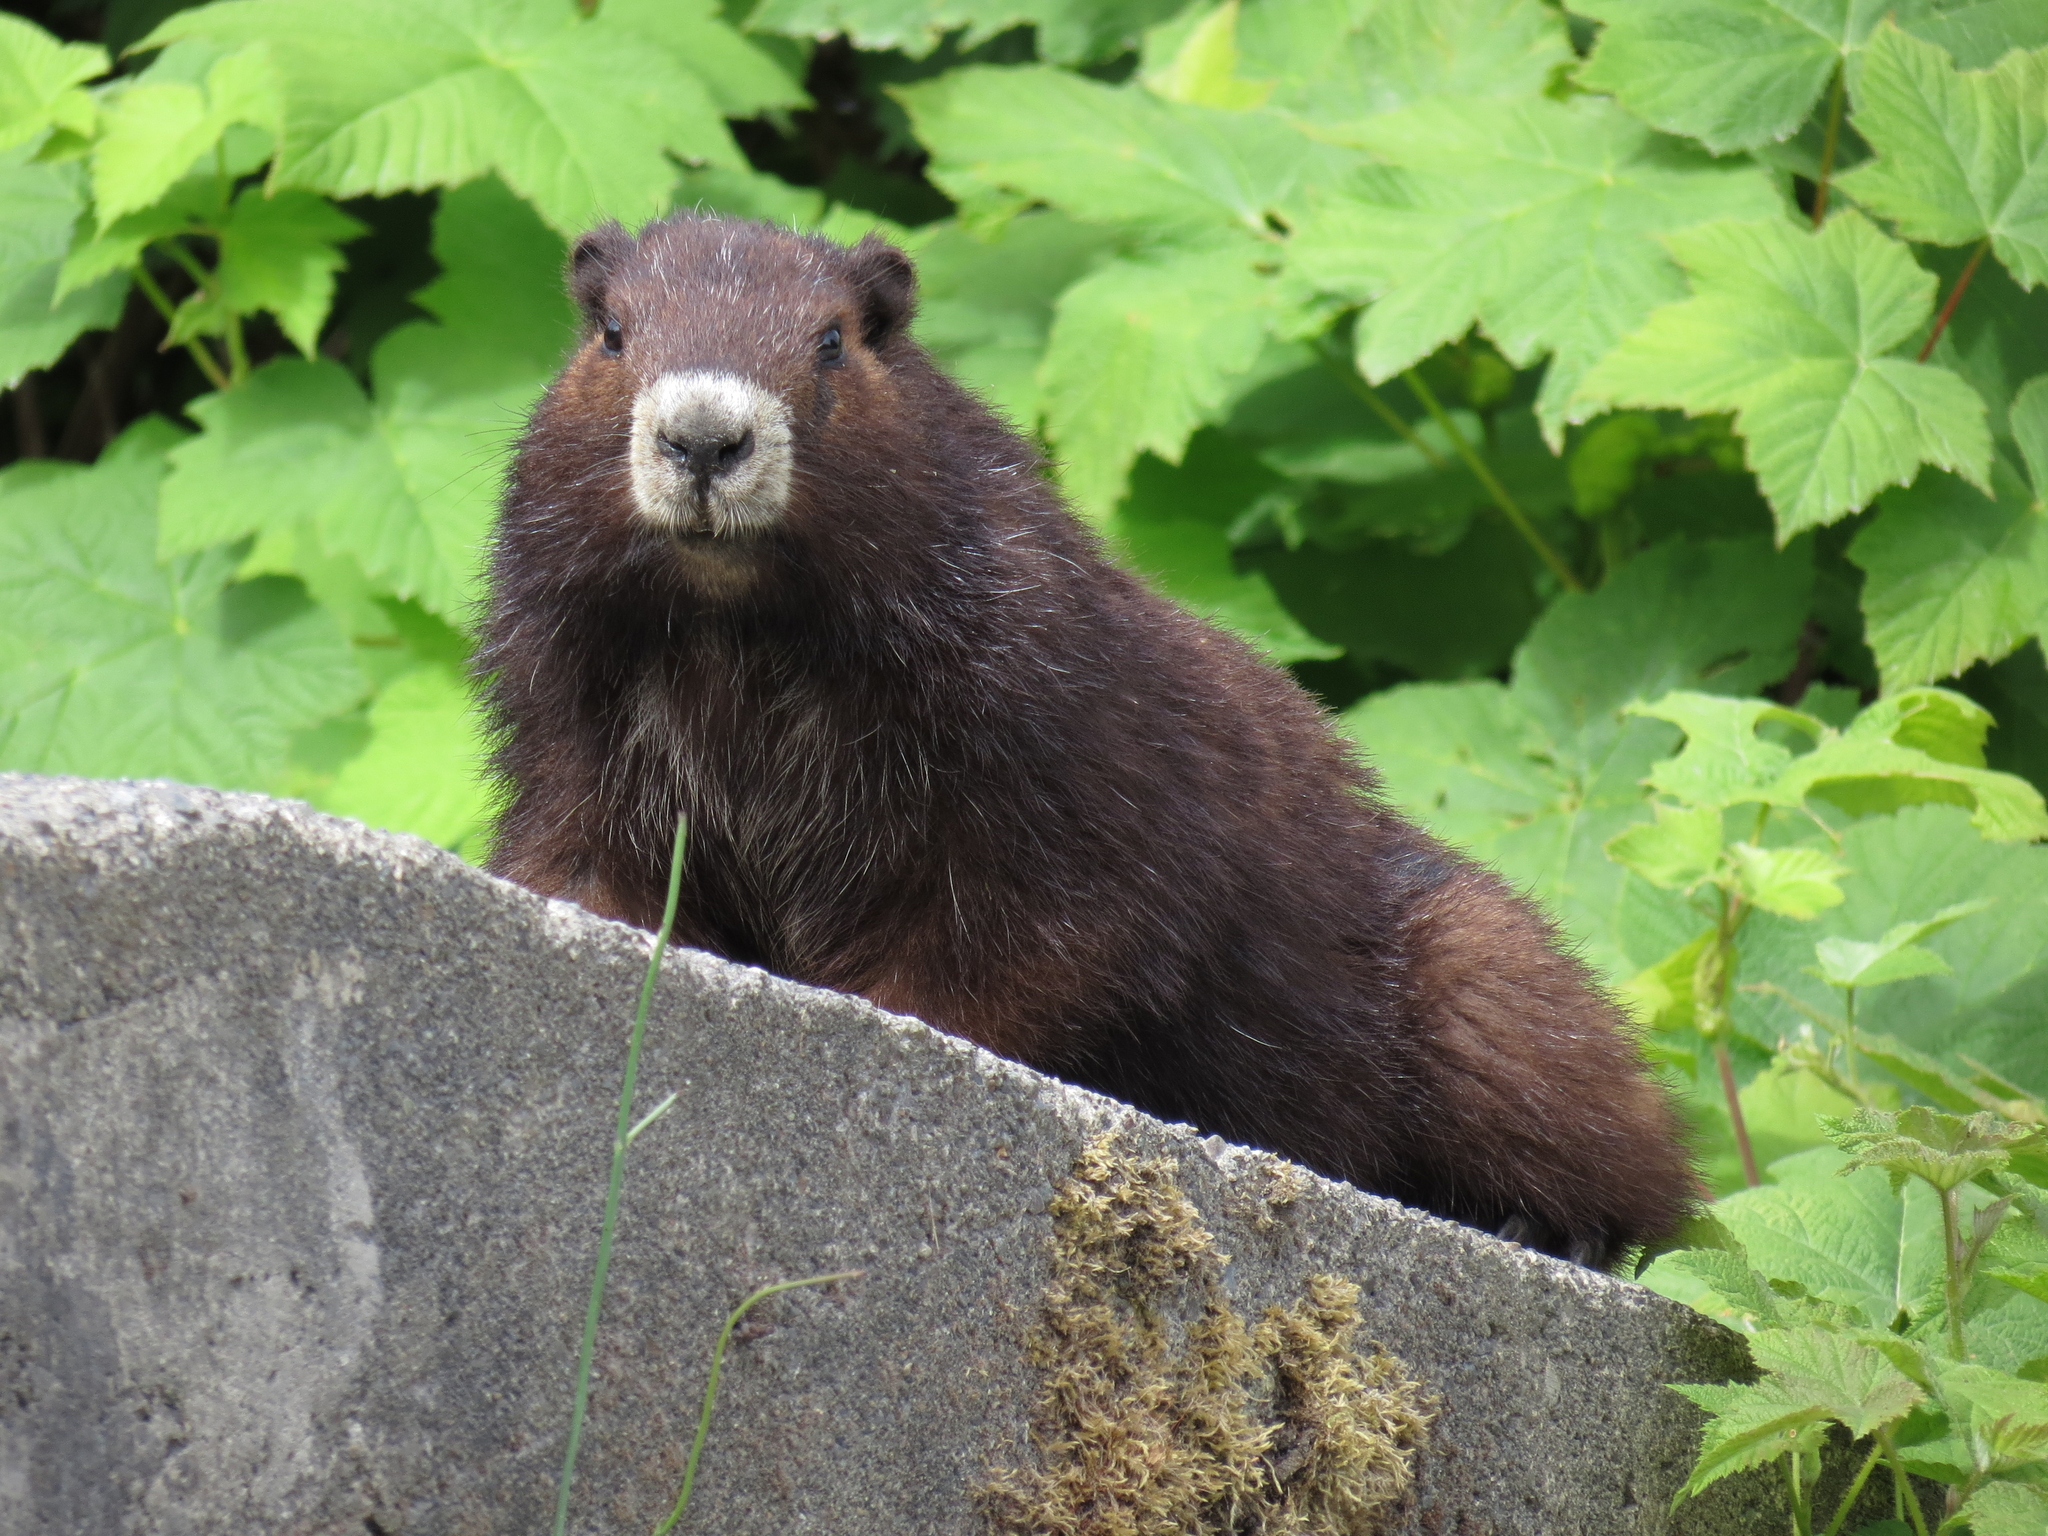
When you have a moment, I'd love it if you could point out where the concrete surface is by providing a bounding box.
[0,775,1780,1534]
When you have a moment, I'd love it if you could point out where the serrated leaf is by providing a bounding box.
[1729,842,1849,919]
[317,663,492,851]
[1040,240,1274,517]
[92,42,281,225]
[1288,95,1780,446]
[0,150,125,390]
[1581,212,1994,537]
[1828,1106,2048,1192]
[1750,1326,1928,1434]
[899,63,1332,238]
[1835,25,2048,288]
[1605,800,1724,889]
[1573,0,1889,156]
[163,187,365,356]
[1778,688,2048,842]
[0,426,362,788]
[1961,1478,2048,1536]
[1344,537,1812,979]
[0,13,105,155]
[1812,901,1991,988]
[159,180,569,620]
[1852,458,2048,692]
[1667,1375,1830,1497]
[1938,1362,2048,1473]
[1627,692,1817,809]
[145,0,758,234]
[598,0,806,120]
[749,0,1176,65]
[1709,1147,1947,1328]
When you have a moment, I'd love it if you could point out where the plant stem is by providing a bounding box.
[1717,1038,1761,1187]
[1917,239,1989,363]
[132,266,231,392]
[1821,1444,1884,1536]
[1787,1440,1813,1536]
[1402,368,1584,592]
[1843,986,1858,1091]
[1940,1185,1967,1360]
[224,314,249,386]
[1812,64,1846,227]
[553,814,690,1536]
[1315,345,1449,470]
[1879,1430,1932,1536]
[650,1271,862,1535]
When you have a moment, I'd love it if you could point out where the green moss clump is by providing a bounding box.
[982,1135,1432,1536]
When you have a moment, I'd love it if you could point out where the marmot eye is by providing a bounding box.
[817,326,843,364]
[601,319,623,355]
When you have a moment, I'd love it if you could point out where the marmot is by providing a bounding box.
[480,214,1694,1268]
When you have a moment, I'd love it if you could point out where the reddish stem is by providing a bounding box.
[1918,239,1989,363]
[1717,1039,1761,1187]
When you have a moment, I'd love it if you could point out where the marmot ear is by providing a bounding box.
[847,234,916,346]
[568,222,633,323]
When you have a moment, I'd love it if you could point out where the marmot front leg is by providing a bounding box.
[1396,861,1695,1267]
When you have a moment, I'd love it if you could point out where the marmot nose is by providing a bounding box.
[658,426,754,478]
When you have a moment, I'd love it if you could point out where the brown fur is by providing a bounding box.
[479,214,1695,1267]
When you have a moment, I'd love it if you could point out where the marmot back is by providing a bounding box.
[480,214,1695,1267]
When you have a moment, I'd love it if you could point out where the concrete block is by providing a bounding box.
[0,775,1771,1533]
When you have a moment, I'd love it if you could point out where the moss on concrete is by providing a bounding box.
[982,1134,1432,1535]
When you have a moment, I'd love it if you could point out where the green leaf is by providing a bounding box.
[1344,537,1812,979]
[1777,688,2048,842]
[1750,1326,1928,1435]
[316,663,492,852]
[0,424,362,788]
[1140,1,1272,111]
[1811,901,1992,988]
[164,187,366,356]
[899,64,1333,238]
[1605,801,1724,889]
[907,210,1117,434]
[0,150,126,389]
[1736,805,2048,1094]
[1937,1362,2048,1473]
[1626,692,1818,809]
[1672,1326,1919,1498]
[1960,1478,2048,1536]
[1110,433,1339,664]
[92,42,281,225]
[159,179,570,620]
[1039,240,1275,517]
[0,13,105,154]
[749,0,1176,65]
[145,0,766,234]
[1835,25,2048,288]
[1728,841,1850,919]
[1706,1146,1947,1329]
[1572,0,1887,155]
[1852,458,2048,693]
[1287,95,1780,446]
[1236,0,1569,132]
[1581,211,1994,537]
[1826,1106,2048,1193]
[2013,374,2048,497]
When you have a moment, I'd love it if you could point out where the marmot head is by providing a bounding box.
[557,215,917,593]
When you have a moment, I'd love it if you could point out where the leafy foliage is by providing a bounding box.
[5,2,2048,1521]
